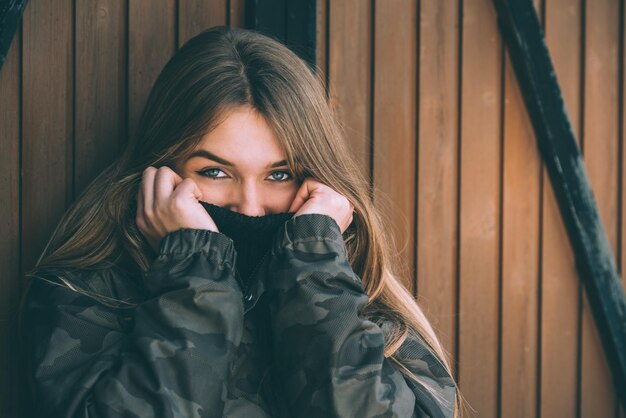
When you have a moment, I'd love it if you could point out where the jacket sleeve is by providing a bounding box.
[23,228,244,418]
[265,214,457,418]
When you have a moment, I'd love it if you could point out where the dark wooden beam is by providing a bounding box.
[245,0,317,70]
[0,0,28,71]
[492,0,626,408]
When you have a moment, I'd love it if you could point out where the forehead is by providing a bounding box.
[189,106,287,165]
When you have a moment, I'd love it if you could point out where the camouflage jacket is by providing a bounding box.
[23,214,457,417]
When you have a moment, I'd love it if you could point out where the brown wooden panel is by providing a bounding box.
[540,1,582,417]
[128,0,176,139]
[416,0,459,360]
[581,0,620,416]
[179,0,227,48]
[21,0,74,273]
[458,0,501,416]
[0,26,21,418]
[328,0,371,179]
[500,58,541,418]
[500,0,542,413]
[75,0,126,196]
[315,0,327,81]
[229,0,246,28]
[21,3,74,412]
[372,0,417,294]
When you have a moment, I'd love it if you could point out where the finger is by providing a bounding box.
[168,168,186,188]
[170,168,184,183]
[141,167,157,214]
[288,180,312,213]
[154,167,177,207]
[172,177,203,201]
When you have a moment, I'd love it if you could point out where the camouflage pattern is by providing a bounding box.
[23,214,456,417]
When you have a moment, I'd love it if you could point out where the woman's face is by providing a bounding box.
[177,106,300,216]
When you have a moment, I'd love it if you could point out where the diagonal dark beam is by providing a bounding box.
[0,0,28,71]
[492,0,626,408]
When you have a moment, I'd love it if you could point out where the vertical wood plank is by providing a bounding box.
[581,0,620,416]
[416,0,459,359]
[0,25,21,418]
[458,0,501,416]
[229,0,246,28]
[499,0,542,415]
[500,55,541,418]
[328,0,372,180]
[75,0,126,196]
[314,0,327,81]
[178,0,227,48]
[21,4,74,413]
[21,0,74,274]
[128,0,176,140]
[372,0,417,293]
[540,1,582,417]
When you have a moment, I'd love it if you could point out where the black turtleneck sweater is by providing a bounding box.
[198,201,295,292]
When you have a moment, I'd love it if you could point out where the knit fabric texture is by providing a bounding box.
[199,201,295,291]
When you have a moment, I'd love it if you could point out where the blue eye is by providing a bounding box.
[268,171,293,182]
[199,168,227,179]
[197,168,293,182]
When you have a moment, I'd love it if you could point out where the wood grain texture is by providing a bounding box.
[20,3,74,412]
[499,0,542,411]
[75,0,126,196]
[540,1,582,417]
[229,0,246,28]
[178,0,227,48]
[372,0,417,294]
[128,0,176,140]
[0,24,21,418]
[21,0,74,274]
[328,0,371,179]
[416,0,459,362]
[458,0,501,416]
[314,0,327,81]
[581,0,620,416]
[500,55,541,418]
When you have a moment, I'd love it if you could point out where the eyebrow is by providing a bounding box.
[187,149,289,169]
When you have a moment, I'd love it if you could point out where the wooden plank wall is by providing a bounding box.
[323,0,626,417]
[0,0,625,417]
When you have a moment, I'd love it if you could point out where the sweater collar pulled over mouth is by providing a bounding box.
[198,201,295,290]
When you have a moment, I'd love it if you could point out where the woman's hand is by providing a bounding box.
[288,178,354,233]
[136,166,219,252]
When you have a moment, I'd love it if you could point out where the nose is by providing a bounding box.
[230,182,265,217]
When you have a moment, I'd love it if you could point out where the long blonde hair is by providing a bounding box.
[20,26,467,416]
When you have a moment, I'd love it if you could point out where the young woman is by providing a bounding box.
[20,26,464,417]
